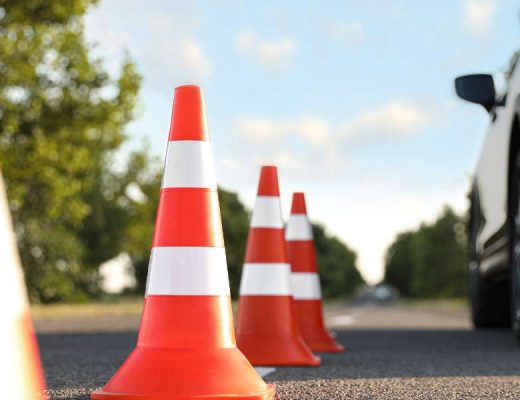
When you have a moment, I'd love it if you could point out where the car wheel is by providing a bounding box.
[469,187,510,328]
[470,267,510,328]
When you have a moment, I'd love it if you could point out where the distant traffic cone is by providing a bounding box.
[236,166,320,366]
[92,86,274,400]
[0,172,47,399]
[286,193,344,353]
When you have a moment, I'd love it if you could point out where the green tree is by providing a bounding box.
[312,223,364,298]
[410,207,467,298]
[219,188,250,298]
[0,0,149,302]
[384,231,417,297]
[94,147,162,294]
[383,206,468,299]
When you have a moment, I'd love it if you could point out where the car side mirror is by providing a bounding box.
[454,74,496,111]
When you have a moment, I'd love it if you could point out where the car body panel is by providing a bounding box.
[474,65,520,275]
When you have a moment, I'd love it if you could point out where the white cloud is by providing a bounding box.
[463,0,496,35]
[327,21,366,47]
[85,5,132,77]
[231,101,432,202]
[228,100,451,284]
[232,101,431,187]
[143,35,211,84]
[234,116,291,142]
[272,151,304,170]
[180,39,212,79]
[341,102,431,140]
[235,101,431,146]
[234,115,330,145]
[85,3,212,91]
[235,31,296,71]
[142,14,212,86]
[232,115,338,177]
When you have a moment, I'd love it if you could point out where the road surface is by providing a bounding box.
[37,302,520,399]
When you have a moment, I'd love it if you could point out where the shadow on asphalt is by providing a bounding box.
[39,328,520,397]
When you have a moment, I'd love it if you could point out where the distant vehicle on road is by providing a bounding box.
[354,284,399,305]
[455,54,520,341]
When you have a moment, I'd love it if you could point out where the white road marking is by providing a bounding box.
[329,314,356,326]
[255,367,276,377]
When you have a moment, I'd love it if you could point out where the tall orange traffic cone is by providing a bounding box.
[286,192,344,353]
[92,86,274,400]
[0,172,47,399]
[236,166,320,366]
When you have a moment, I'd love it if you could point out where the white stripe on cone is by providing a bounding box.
[239,263,292,295]
[291,272,322,300]
[250,196,284,228]
[146,247,230,296]
[285,214,313,241]
[0,174,28,319]
[162,140,217,189]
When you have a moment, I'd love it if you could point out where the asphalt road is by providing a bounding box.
[39,303,520,399]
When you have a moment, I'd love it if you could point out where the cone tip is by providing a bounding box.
[257,165,279,196]
[291,192,307,214]
[177,84,201,90]
[169,85,209,141]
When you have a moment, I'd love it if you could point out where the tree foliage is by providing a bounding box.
[219,189,250,298]
[384,206,468,298]
[0,0,154,302]
[312,223,364,298]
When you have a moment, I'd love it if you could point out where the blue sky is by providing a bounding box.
[86,0,519,283]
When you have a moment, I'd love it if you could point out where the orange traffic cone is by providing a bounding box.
[286,192,344,353]
[92,86,274,400]
[236,166,320,366]
[0,172,47,399]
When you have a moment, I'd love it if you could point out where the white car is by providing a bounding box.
[455,54,520,340]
